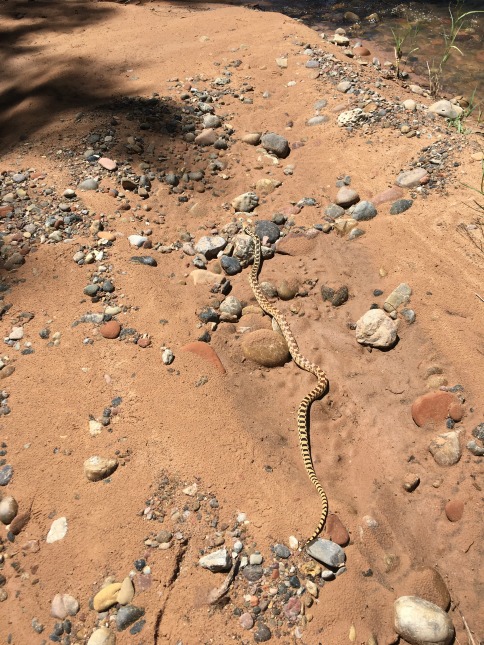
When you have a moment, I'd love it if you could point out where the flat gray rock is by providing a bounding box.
[194,235,227,259]
[352,200,377,221]
[306,538,346,568]
[396,168,428,188]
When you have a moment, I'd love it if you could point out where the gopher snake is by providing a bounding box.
[244,225,329,548]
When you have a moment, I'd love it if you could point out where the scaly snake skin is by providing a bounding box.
[244,225,329,548]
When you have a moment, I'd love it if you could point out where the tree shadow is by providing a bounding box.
[0,0,119,147]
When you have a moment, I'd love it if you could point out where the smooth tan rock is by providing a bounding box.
[93,583,122,612]
[0,496,18,524]
[242,132,261,145]
[241,329,289,367]
[181,341,226,374]
[87,626,116,645]
[236,314,272,334]
[97,231,117,242]
[117,577,135,605]
[84,456,119,482]
[277,278,299,300]
[411,391,455,428]
[190,269,223,286]
[394,596,454,645]
[255,178,281,196]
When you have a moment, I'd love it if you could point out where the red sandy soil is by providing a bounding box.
[0,2,482,644]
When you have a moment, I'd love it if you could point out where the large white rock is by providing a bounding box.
[355,309,398,348]
[394,596,454,644]
[428,100,463,120]
[199,548,232,572]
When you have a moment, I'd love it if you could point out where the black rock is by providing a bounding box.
[390,199,413,215]
[331,286,349,307]
[254,622,272,642]
[83,284,99,297]
[130,256,158,267]
[220,255,242,276]
[116,605,145,631]
[254,220,280,243]
[198,307,220,324]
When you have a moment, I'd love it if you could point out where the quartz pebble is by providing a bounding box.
[51,594,80,619]
[87,627,116,645]
[46,517,68,543]
[84,456,118,482]
[355,309,398,348]
[199,548,231,572]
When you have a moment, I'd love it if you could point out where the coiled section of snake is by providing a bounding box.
[243,224,329,548]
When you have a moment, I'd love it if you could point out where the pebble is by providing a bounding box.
[128,235,147,248]
[467,440,484,456]
[231,192,259,213]
[93,583,122,611]
[260,132,290,158]
[117,577,135,605]
[273,544,291,559]
[326,514,350,546]
[51,594,80,619]
[239,612,254,629]
[0,495,18,524]
[98,158,117,171]
[100,321,121,339]
[241,329,289,367]
[335,187,359,207]
[428,100,462,119]
[116,605,145,631]
[283,596,301,620]
[249,552,263,565]
[9,326,23,340]
[429,431,461,466]
[89,420,103,436]
[242,132,261,145]
[444,499,464,522]
[195,128,218,146]
[220,255,241,275]
[220,295,242,318]
[199,548,231,572]
[277,279,298,300]
[307,116,329,126]
[403,99,417,111]
[203,114,221,128]
[194,235,227,259]
[84,284,99,297]
[352,200,377,221]
[306,538,346,568]
[130,256,157,266]
[254,623,272,642]
[411,391,456,427]
[87,626,116,645]
[394,596,454,645]
[0,465,13,486]
[390,199,413,215]
[396,168,428,188]
[355,309,398,348]
[242,564,264,582]
[84,456,118,482]
[472,423,484,441]
[384,283,412,312]
[337,81,352,93]
[254,220,281,243]
[78,178,99,191]
[162,348,174,365]
[403,474,420,492]
[46,517,68,543]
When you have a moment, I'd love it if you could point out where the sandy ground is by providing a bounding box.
[0,2,483,644]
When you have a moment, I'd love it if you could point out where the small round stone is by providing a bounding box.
[444,499,464,522]
[254,623,272,642]
[239,612,254,630]
[100,321,121,339]
[273,544,291,559]
[241,330,289,367]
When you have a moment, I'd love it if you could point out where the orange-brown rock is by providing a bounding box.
[181,341,225,374]
[100,321,121,339]
[411,391,456,427]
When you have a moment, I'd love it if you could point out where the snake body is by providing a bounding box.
[244,225,329,548]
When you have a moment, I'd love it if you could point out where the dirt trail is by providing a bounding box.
[0,2,482,644]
